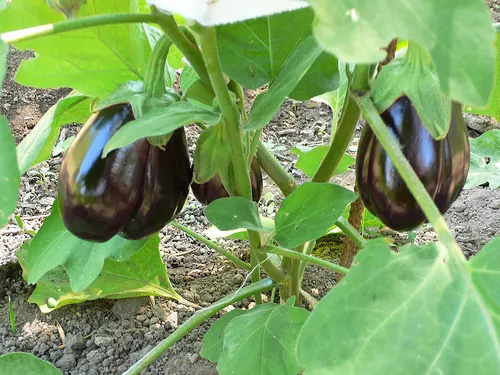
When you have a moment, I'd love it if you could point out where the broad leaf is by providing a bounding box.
[205,197,269,233]
[25,199,154,292]
[217,299,308,375]
[274,182,357,248]
[204,216,275,242]
[465,32,500,120]
[17,236,180,313]
[297,239,500,374]
[0,353,63,375]
[201,309,247,362]
[0,117,20,229]
[0,0,153,96]
[310,0,495,107]
[290,145,355,179]
[148,0,309,26]
[244,36,328,131]
[464,129,500,189]
[17,92,90,174]
[0,39,6,86]
[104,101,221,156]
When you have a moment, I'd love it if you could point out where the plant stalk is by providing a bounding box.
[171,220,251,271]
[336,216,366,248]
[256,141,297,197]
[124,278,277,375]
[263,245,349,274]
[1,14,160,44]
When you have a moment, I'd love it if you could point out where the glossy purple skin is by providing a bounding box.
[355,96,470,231]
[120,127,192,240]
[191,158,263,205]
[58,105,149,242]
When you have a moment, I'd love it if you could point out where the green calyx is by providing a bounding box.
[371,41,452,139]
[143,35,174,99]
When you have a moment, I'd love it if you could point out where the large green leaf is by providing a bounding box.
[0,0,153,97]
[17,236,180,313]
[217,7,338,100]
[0,116,20,229]
[297,239,500,374]
[205,197,270,233]
[245,36,333,131]
[274,182,356,248]
[17,93,90,175]
[465,129,500,189]
[0,353,63,375]
[0,39,6,86]
[25,199,154,292]
[103,101,221,156]
[217,299,308,375]
[466,32,500,120]
[290,145,355,179]
[310,0,495,107]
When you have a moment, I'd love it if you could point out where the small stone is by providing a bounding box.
[149,317,159,325]
[491,201,500,209]
[56,353,76,370]
[86,349,105,363]
[136,314,147,322]
[187,353,199,364]
[65,332,86,352]
[94,336,113,348]
[150,323,163,332]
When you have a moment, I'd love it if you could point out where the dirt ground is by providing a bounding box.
[1,8,500,374]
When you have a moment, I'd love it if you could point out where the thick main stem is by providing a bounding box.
[353,93,465,264]
[124,278,277,375]
[1,14,159,44]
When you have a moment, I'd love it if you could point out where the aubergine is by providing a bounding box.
[191,158,263,205]
[58,104,192,242]
[355,96,470,231]
[120,127,192,240]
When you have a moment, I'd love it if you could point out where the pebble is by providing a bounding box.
[491,200,500,209]
[136,314,147,322]
[94,336,113,348]
[86,349,105,363]
[187,353,199,364]
[56,353,76,370]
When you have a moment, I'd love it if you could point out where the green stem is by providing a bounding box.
[248,129,262,168]
[123,278,277,375]
[228,79,248,122]
[336,217,366,248]
[154,14,214,96]
[143,35,172,97]
[351,64,373,92]
[352,93,465,263]
[312,93,360,183]
[256,141,297,197]
[1,14,159,44]
[263,245,348,274]
[248,232,263,304]
[171,220,251,271]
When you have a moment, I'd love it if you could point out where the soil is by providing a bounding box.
[2,8,500,374]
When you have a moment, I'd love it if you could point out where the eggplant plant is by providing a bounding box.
[0,0,499,374]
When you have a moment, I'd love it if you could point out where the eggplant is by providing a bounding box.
[355,96,470,231]
[58,104,192,242]
[191,158,263,205]
[120,127,192,240]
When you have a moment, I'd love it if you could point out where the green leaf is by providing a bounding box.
[217,7,338,99]
[25,199,154,292]
[0,352,63,375]
[310,0,495,107]
[104,101,221,156]
[274,182,357,248]
[204,216,275,242]
[205,197,269,233]
[0,39,7,87]
[17,236,180,313]
[0,116,20,229]
[290,145,355,179]
[297,239,500,374]
[465,32,500,120]
[201,309,247,363]
[17,92,90,175]
[0,0,153,96]
[465,129,500,189]
[217,299,308,375]
[244,36,326,131]
[180,65,215,106]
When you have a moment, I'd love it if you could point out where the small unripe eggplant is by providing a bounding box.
[355,96,470,231]
[191,158,263,205]
[58,105,192,242]
[58,105,149,242]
